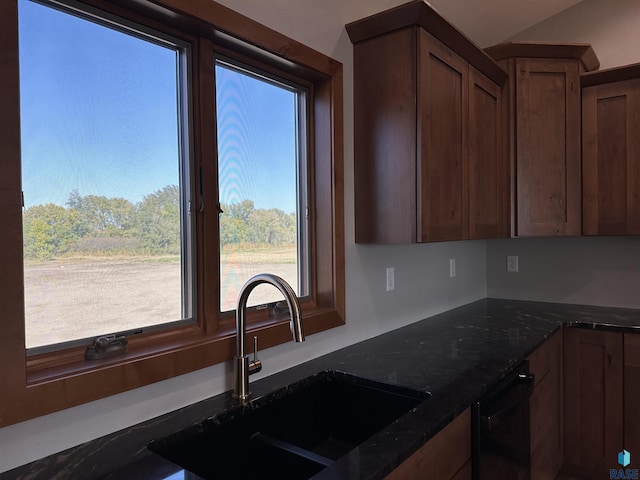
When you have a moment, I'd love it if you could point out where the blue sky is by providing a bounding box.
[216,65,298,214]
[18,0,298,214]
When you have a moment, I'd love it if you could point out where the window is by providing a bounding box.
[0,0,343,427]
[216,60,310,312]
[19,0,193,352]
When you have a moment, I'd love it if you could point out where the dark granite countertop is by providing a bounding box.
[4,298,640,480]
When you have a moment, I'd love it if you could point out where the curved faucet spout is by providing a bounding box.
[234,273,305,402]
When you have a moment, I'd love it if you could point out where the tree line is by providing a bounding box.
[23,187,297,260]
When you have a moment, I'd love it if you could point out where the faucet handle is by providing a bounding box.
[252,336,259,362]
[248,335,262,375]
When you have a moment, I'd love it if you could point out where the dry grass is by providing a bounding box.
[24,244,299,349]
[221,243,297,264]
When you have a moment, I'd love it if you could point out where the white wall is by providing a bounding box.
[486,0,640,307]
[488,237,640,308]
[508,0,640,69]
[0,0,488,472]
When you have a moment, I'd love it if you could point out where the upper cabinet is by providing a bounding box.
[582,64,640,235]
[485,42,599,237]
[346,1,509,243]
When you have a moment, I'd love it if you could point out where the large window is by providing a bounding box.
[0,0,343,428]
[19,0,193,351]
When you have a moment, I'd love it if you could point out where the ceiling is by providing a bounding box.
[214,0,587,56]
[425,0,585,47]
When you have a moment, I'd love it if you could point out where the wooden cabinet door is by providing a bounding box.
[582,78,640,235]
[624,334,640,457]
[564,329,623,473]
[418,30,469,242]
[468,66,508,239]
[386,408,470,480]
[528,330,563,480]
[514,58,581,236]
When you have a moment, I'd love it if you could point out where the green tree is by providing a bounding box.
[220,214,248,245]
[67,190,136,237]
[225,200,255,223]
[23,203,81,260]
[219,200,297,246]
[219,200,255,245]
[247,208,296,244]
[136,185,181,254]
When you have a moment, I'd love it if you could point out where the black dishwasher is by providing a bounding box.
[472,361,535,480]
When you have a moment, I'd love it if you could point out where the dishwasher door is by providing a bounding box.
[472,362,535,480]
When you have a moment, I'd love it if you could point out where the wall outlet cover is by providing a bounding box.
[386,267,395,291]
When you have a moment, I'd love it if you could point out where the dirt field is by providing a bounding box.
[24,247,298,349]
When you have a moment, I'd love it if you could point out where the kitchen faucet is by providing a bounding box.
[234,273,305,402]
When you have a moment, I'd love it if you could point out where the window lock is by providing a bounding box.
[84,335,128,361]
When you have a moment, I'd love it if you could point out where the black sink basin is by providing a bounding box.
[149,370,429,480]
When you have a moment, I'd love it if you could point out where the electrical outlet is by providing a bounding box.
[386,267,395,291]
[507,255,519,273]
[449,258,456,278]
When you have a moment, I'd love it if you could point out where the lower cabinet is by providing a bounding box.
[625,334,640,457]
[528,330,564,480]
[564,328,624,474]
[386,408,471,480]
[387,328,638,480]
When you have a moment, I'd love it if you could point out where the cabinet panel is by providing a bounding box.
[515,58,581,236]
[386,408,470,480]
[352,28,417,243]
[528,330,563,480]
[451,460,471,480]
[582,78,640,235]
[469,66,509,239]
[418,30,469,242]
[624,334,640,456]
[564,329,623,473]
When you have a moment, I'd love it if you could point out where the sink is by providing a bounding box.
[148,370,429,480]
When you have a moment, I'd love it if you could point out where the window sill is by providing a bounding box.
[26,306,344,388]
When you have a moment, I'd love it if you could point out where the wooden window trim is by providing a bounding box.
[0,0,344,427]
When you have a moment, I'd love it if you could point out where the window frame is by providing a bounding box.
[0,0,344,427]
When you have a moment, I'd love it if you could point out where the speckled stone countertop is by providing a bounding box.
[4,298,640,480]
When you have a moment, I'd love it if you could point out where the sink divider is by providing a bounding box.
[250,432,334,467]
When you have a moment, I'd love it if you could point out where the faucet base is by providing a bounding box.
[234,355,251,401]
[233,355,262,402]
